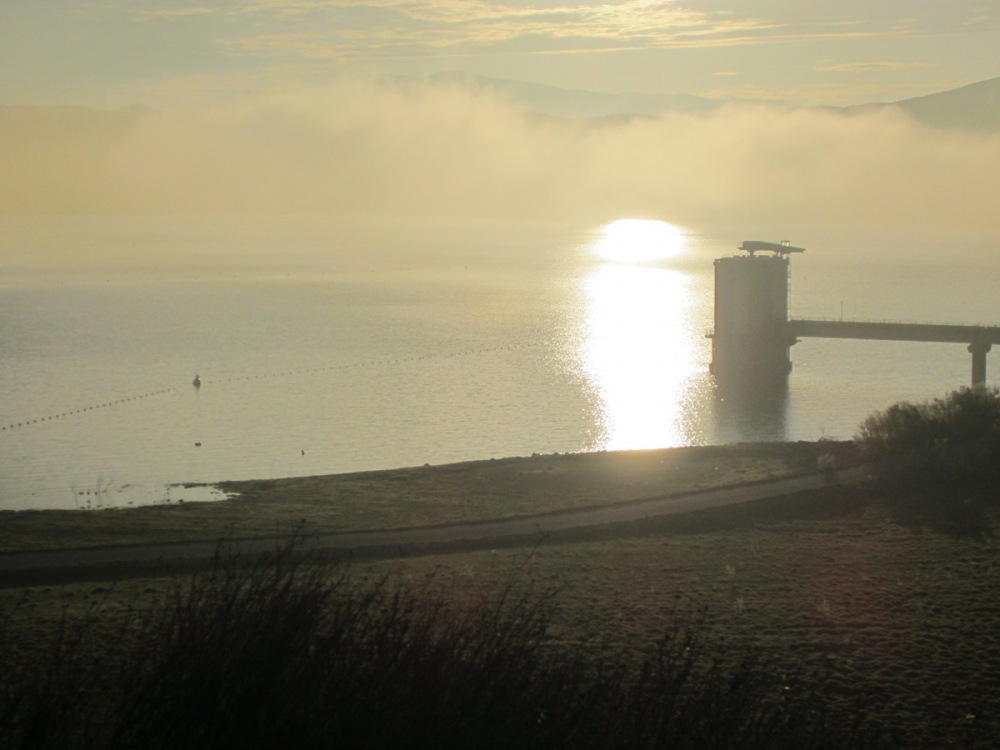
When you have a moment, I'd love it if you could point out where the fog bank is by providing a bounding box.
[2,78,998,229]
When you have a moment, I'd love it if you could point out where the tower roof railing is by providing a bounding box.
[738,240,806,256]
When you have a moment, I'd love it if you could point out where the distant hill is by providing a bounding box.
[889,76,1000,132]
[425,71,1000,132]
[3,76,997,134]
[426,71,740,120]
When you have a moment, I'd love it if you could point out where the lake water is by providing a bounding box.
[2,215,998,510]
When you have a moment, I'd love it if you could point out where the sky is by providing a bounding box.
[1,1,998,227]
[2,0,998,107]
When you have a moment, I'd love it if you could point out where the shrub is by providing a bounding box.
[856,386,1000,460]
[855,388,1000,533]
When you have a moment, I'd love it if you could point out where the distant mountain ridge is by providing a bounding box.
[427,71,738,119]
[427,72,1000,131]
[891,77,1000,131]
[2,76,998,133]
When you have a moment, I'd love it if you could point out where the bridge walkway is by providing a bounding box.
[787,319,1000,385]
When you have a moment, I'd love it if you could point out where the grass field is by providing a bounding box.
[2,441,998,748]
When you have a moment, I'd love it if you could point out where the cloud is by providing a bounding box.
[212,1,1000,62]
[124,0,784,64]
[2,77,998,231]
[13,2,994,111]
[220,2,733,60]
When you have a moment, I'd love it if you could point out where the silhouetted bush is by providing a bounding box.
[857,386,1000,457]
[856,387,1000,533]
[0,543,887,750]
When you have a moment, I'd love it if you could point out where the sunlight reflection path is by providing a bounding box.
[582,220,699,450]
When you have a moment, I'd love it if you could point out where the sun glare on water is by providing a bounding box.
[591,219,687,264]
[581,219,699,450]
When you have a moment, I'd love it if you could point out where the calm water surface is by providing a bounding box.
[2,216,998,509]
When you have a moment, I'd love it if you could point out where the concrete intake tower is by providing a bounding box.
[709,241,804,390]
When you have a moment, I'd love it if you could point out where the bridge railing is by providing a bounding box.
[790,314,1000,330]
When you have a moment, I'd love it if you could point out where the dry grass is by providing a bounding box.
[0,541,882,750]
[2,484,999,747]
[3,440,996,747]
[376,488,1000,749]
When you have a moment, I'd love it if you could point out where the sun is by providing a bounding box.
[591,219,687,264]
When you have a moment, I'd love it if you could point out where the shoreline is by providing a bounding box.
[0,441,859,555]
[0,456,868,589]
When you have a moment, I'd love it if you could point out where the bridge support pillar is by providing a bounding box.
[968,341,992,386]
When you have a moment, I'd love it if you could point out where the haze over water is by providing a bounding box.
[2,215,998,510]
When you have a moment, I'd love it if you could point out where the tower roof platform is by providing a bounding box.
[738,240,806,256]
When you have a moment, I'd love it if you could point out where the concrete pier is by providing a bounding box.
[970,342,993,385]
